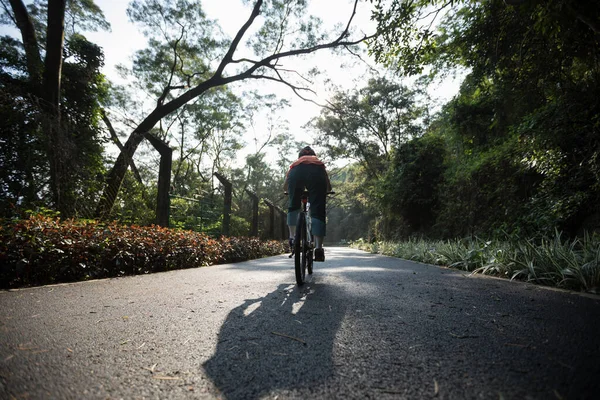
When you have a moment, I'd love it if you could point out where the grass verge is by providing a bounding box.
[351,232,600,293]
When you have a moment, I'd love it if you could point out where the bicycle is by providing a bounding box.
[286,190,334,286]
[293,190,313,285]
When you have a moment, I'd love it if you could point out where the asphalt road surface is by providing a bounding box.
[1,247,599,399]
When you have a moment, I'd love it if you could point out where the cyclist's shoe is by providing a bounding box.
[314,248,325,262]
[288,238,294,258]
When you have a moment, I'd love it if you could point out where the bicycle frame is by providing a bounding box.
[294,191,314,285]
[300,193,313,249]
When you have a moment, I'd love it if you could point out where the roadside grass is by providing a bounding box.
[0,214,287,289]
[352,232,600,293]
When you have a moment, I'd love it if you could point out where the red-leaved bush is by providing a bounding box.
[0,215,287,288]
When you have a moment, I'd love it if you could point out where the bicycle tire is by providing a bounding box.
[294,214,305,285]
[301,224,308,280]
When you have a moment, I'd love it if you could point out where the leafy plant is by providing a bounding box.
[0,214,286,289]
[351,232,600,293]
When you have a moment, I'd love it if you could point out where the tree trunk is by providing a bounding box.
[43,0,67,213]
[101,110,154,210]
[95,130,146,218]
[8,0,43,85]
[43,0,66,115]
[95,78,223,219]
[94,0,367,218]
[145,133,172,227]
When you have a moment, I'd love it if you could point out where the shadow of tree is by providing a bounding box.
[203,282,346,399]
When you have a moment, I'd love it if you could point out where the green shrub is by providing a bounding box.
[0,214,286,289]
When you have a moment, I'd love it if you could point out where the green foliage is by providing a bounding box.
[126,0,224,99]
[229,215,251,237]
[111,171,156,225]
[324,164,377,243]
[0,1,110,218]
[369,0,452,75]
[0,214,286,289]
[360,0,600,239]
[380,134,446,235]
[314,76,427,180]
[7,0,111,44]
[246,0,327,53]
[352,232,600,292]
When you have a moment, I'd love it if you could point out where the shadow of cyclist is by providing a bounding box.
[202,282,346,399]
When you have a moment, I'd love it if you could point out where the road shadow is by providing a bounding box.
[202,282,346,399]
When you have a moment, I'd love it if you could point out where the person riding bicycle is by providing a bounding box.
[283,146,332,262]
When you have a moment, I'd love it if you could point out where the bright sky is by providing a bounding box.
[2,0,462,166]
[85,0,382,160]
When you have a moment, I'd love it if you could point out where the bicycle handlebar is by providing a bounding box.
[283,191,336,195]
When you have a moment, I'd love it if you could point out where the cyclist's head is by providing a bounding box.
[298,146,316,158]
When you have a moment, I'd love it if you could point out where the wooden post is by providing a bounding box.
[275,206,287,239]
[263,199,276,239]
[245,189,259,237]
[144,133,172,227]
[214,172,232,236]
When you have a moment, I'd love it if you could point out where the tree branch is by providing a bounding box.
[157,22,186,107]
[1,0,17,25]
[214,0,264,77]
[8,0,43,84]
[101,109,146,187]
[247,73,322,106]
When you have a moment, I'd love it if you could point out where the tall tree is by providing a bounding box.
[42,0,66,116]
[0,0,110,216]
[368,0,600,237]
[312,76,427,179]
[95,0,373,218]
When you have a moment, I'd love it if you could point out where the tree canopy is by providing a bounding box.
[2,0,599,242]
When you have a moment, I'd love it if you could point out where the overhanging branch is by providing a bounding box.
[214,0,264,77]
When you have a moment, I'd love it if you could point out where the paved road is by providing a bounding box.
[1,247,599,399]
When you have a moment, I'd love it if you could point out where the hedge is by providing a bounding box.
[0,215,287,289]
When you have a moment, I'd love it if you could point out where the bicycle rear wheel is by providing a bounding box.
[294,215,306,285]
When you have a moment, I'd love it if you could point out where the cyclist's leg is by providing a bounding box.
[287,210,299,251]
[306,165,328,261]
[312,218,326,259]
[286,168,304,250]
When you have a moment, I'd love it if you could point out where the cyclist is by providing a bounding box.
[283,146,332,262]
